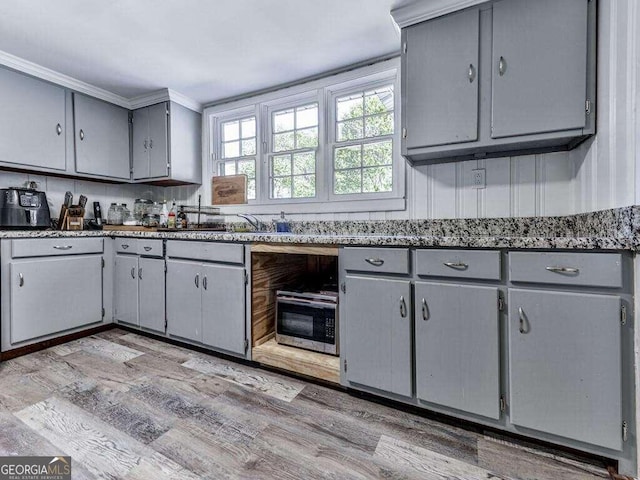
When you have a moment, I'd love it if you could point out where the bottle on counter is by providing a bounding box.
[275,210,290,233]
[167,201,176,229]
[160,201,169,227]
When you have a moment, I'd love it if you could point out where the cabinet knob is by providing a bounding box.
[468,64,476,83]
[518,306,529,334]
[143,246,152,251]
[56,123,62,136]
[149,139,153,149]
[545,265,579,274]
[498,56,507,76]
[79,129,85,141]
[195,273,200,288]
[421,298,429,321]
[144,139,148,150]
[203,276,207,290]
[399,296,407,318]
[365,258,384,267]
[443,261,468,270]
[121,244,129,249]
[18,273,24,287]
[131,267,136,279]
[138,267,142,280]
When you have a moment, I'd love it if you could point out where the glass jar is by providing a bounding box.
[107,203,120,225]
[133,199,153,222]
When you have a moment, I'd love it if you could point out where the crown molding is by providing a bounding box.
[391,0,490,28]
[0,48,202,112]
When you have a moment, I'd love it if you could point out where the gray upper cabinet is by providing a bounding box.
[344,275,412,397]
[415,282,500,420]
[404,8,480,149]
[399,0,595,164]
[0,68,67,171]
[132,102,201,185]
[509,289,622,451]
[74,93,130,180]
[491,0,588,138]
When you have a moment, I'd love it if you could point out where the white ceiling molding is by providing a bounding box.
[0,48,202,112]
[391,0,490,28]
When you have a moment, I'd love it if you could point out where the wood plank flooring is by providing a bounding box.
[0,329,612,479]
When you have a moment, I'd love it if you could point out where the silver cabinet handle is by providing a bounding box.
[443,261,468,270]
[79,129,85,141]
[400,296,407,318]
[143,139,148,150]
[131,267,135,279]
[468,64,476,83]
[498,56,506,76]
[143,246,152,251]
[121,244,129,249]
[365,258,384,267]
[56,123,62,136]
[203,276,207,290]
[53,245,73,250]
[19,273,24,287]
[195,273,199,288]
[421,298,429,321]
[149,139,153,149]
[518,306,529,334]
[138,268,142,280]
[545,266,579,274]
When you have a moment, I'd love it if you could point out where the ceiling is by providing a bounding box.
[0,0,409,105]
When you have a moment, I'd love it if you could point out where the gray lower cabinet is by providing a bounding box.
[73,93,130,180]
[343,275,412,397]
[508,289,622,451]
[0,67,67,171]
[415,282,500,419]
[166,259,203,342]
[114,254,139,326]
[139,257,166,332]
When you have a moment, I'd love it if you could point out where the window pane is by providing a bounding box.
[334,145,361,170]
[363,166,393,193]
[293,174,316,198]
[337,119,364,141]
[247,179,256,200]
[242,138,256,156]
[223,141,239,159]
[365,113,394,138]
[272,177,292,198]
[274,132,295,152]
[295,127,318,149]
[219,161,237,176]
[364,87,394,115]
[293,152,315,175]
[296,104,318,129]
[335,169,361,195]
[237,159,255,177]
[272,154,291,176]
[363,140,392,166]
[337,94,363,121]
[274,109,294,133]
[222,120,240,141]
[241,117,256,138]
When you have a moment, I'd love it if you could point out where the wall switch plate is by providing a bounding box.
[472,168,486,189]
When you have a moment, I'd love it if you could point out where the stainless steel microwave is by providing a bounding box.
[275,290,338,355]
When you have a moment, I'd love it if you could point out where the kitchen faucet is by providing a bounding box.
[237,213,262,231]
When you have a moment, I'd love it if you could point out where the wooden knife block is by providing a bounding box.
[59,205,85,230]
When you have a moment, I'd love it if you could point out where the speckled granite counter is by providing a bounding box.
[0,206,638,250]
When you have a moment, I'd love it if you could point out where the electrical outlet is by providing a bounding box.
[472,168,486,189]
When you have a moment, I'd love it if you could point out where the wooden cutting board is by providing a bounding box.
[212,175,247,205]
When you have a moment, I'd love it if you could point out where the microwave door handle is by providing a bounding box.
[279,299,337,309]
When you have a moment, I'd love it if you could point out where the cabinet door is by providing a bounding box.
[415,282,500,419]
[344,275,412,397]
[491,0,588,138]
[114,255,139,326]
[0,68,66,171]
[10,256,102,344]
[132,106,149,180]
[404,8,480,149]
[509,289,621,450]
[201,264,246,355]
[139,257,166,333]
[166,259,202,342]
[74,94,130,180]
[147,102,169,179]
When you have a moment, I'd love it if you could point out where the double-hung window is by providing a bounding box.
[218,114,257,199]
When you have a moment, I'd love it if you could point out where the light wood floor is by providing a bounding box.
[0,328,611,479]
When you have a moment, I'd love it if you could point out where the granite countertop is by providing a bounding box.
[0,206,638,251]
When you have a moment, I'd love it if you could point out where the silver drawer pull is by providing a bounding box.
[138,268,142,280]
[195,274,199,288]
[545,266,579,274]
[19,273,24,287]
[399,296,407,318]
[131,267,136,279]
[143,246,152,251]
[365,258,384,267]
[421,298,429,321]
[203,276,208,290]
[498,56,506,76]
[56,123,62,136]
[53,245,73,250]
[443,261,468,270]
[468,64,476,83]
[121,244,129,249]
[518,307,529,334]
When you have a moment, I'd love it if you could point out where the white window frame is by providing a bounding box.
[203,58,405,214]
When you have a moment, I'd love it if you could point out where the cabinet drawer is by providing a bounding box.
[166,240,244,264]
[509,252,622,288]
[341,247,410,275]
[115,238,137,254]
[136,239,163,257]
[12,237,104,258]
[416,249,501,280]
